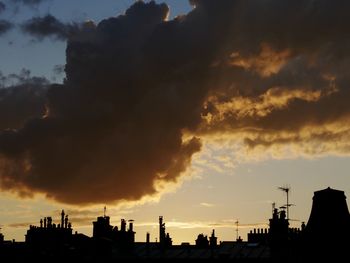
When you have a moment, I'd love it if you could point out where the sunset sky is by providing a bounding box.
[1,0,350,245]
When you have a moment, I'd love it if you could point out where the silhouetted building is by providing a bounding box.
[2,186,350,261]
[247,228,269,244]
[247,208,292,246]
[159,216,172,248]
[209,229,218,247]
[304,187,350,239]
[92,214,112,239]
[195,233,209,248]
[268,208,291,260]
[302,187,350,260]
[25,210,73,247]
[195,230,218,249]
[269,208,289,243]
[92,214,135,247]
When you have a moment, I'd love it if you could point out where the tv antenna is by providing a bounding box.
[278,185,292,221]
[235,220,239,241]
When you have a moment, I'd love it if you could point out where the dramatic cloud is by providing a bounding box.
[0,19,13,35]
[0,69,48,130]
[0,2,6,14]
[21,15,80,40]
[0,1,201,204]
[1,0,350,205]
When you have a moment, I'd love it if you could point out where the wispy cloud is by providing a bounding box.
[6,216,268,232]
[7,222,35,228]
[21,15,81,41]
[200,202,215,208]
[136,219,267,230]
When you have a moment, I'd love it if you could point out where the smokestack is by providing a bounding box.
[129,219,134,232]
[121,219,126,232]
[61,210,65,229]
[44,217,47,228]
[47,217,52,228]
[146,232,150,243]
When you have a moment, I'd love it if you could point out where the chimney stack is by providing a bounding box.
[146,232,150,243]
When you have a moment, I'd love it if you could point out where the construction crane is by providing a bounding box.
[278,185,292,221]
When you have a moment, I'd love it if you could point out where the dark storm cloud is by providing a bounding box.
[0,2,6,13]
[1,0,350,205]
[194,0,350,152]
[0,19,13,35]
[21,15,80,40]
[0,1,202,204]
[0,69,48,130]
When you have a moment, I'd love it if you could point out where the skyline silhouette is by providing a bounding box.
[0,186,347,242]
[1,186,349,261]
[0,183,303,244]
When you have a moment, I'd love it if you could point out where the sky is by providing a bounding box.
[0,0,350,245]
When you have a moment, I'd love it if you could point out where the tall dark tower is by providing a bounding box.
[305,187,350,239]
[303,187,350,260]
